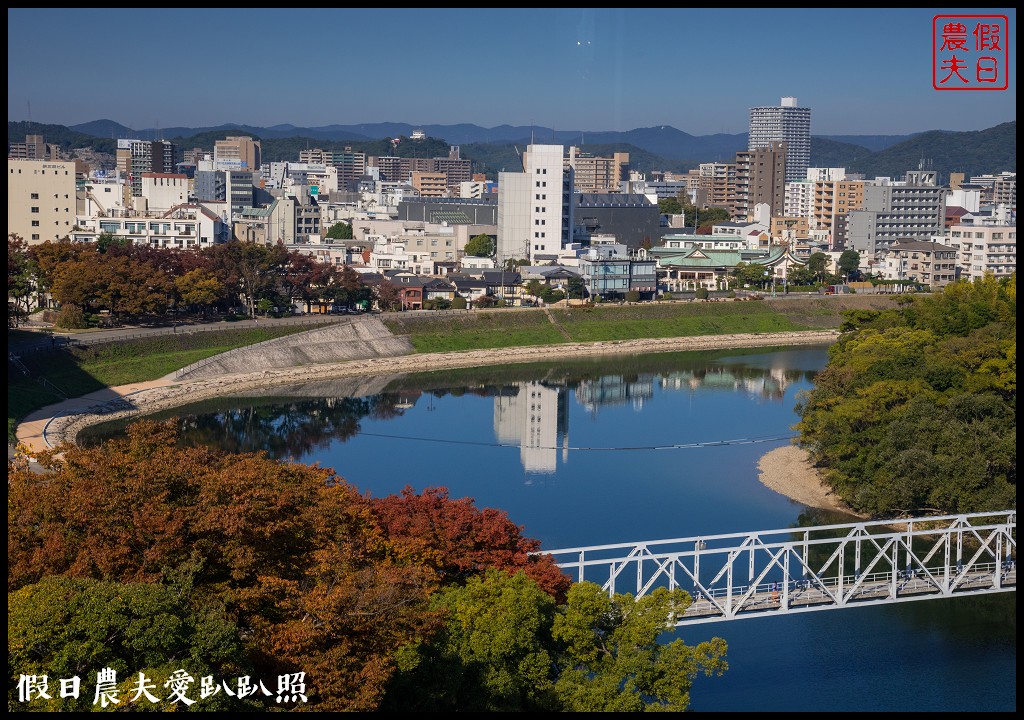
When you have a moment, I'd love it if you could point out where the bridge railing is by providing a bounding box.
[536,510,1016,624]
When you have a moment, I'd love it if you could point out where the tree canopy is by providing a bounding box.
[464,233,494,258]
[325,221,353,240]
[795,274,1016,516]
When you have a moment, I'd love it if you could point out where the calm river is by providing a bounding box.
[81,345,1016,711]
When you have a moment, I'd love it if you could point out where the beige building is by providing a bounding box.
[882,240,958,290]
[770,216,810,243]
[945,224,1016,282]
[697,162,737,215]
[140,173,189,213]
[8,134,65,161]
[8,158,78,244]
[411,171,448,198]
[215,136,262,170]
[813,179,865,249]
[566,147,629,194]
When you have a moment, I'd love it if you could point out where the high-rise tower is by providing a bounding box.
[748,96,811,184]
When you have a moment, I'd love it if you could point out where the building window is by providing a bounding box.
[31,207,39,213]
[31,193,39,199]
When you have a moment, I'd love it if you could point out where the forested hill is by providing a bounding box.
[9,119,1016,182]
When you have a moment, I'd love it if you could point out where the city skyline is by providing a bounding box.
[7,8,1016,138]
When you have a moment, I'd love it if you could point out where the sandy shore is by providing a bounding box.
[757,444,863,517]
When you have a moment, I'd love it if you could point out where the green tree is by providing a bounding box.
[326,221,353,240]
[730,262,769,290]
[658,197,682,216]
[9,576,253,712]
[566,275,587,300]
[465,233,495,258]
[837,249,861,281]
[96,231,130,254]
[382,571,728,712]
[551,582,728,711]
[7,234,37,324]
[806,252,830,284]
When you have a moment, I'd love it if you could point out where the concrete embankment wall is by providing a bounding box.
[177,316,414,380]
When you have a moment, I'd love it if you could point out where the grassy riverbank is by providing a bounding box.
[7,326,314,442]
[380,296,899,353]
[9,295,900,444]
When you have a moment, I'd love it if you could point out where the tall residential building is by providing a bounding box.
[749,96,811,183]
[696,162,736,215]
[433,146,472,194]
[945,224,1016,282]
[299,148,334,165]
[733,141,787,221]
[333,147,367,188]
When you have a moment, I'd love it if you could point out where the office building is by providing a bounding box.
[214,136,262,171]
[8,158,78,244]
[498,144,574,264]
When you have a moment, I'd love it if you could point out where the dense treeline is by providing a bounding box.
[8,421,727,711]
[8,234,376,326]
[795,274,1016,516]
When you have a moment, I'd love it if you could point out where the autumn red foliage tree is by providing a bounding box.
[8,420,572,710]
[368,486,572,603]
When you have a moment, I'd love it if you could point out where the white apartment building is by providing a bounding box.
[785,180,814,220]
[943,224,1016,282]
[71,203,226,250]
[8,158,78,245]
[806,168,846,183]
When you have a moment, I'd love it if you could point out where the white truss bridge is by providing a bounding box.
[539,510,1016,626]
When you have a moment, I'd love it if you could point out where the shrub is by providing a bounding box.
[695,288,709,300]
[55,304,88,329]
[625,290,641,303]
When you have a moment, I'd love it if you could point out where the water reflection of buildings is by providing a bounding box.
[575,375,656,415]
[659,365,792,401]
[494,382,569,474]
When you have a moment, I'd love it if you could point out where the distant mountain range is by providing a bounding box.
[61,119,918,159]
[8,119,1016,182]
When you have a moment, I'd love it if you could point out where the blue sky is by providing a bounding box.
[7,8,1016,137]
